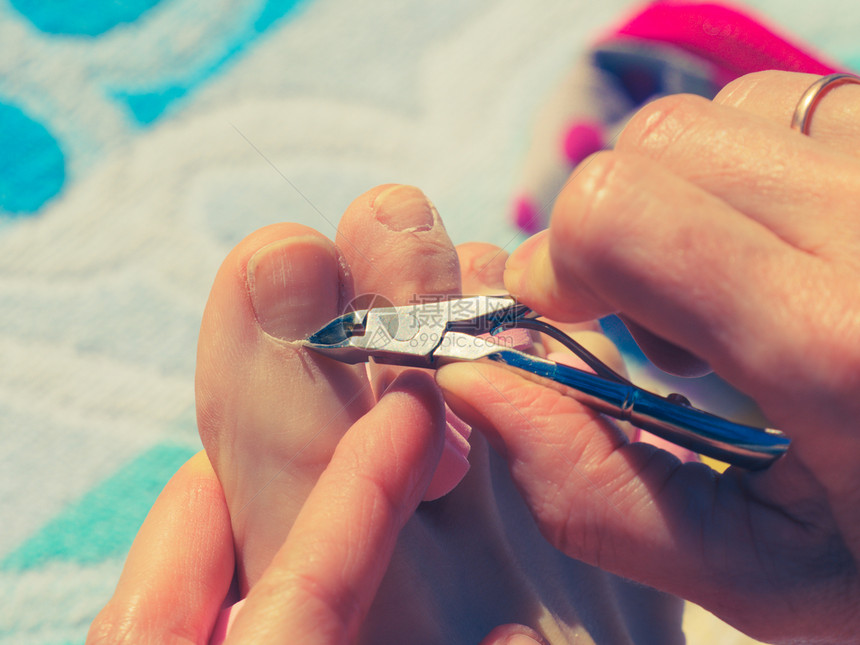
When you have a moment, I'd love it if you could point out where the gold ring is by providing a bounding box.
[790,72,860,135]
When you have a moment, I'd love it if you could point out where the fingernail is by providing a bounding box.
[422,416,471,501]
[503,634,542,645]
[247,236,340,340]
[472,248,508,290]
[373,185,435,232]
[434,363,479,400]
[504,230,548,295]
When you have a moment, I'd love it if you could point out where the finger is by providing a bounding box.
[505,228,606,321]
[458,242,636,444]
[436,361,702,585]
[434,361,818,640]
[614,91,860,255]
[505,225,708,377]
[455,242,685,442]
[619,315,712,378]
[504,150,818,416]
[714,70,860,157]
[456,241,619,373]
[88,452,234,644]
[456,240,600,337]
[225,370,446,644]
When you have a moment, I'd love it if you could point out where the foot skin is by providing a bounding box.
[196,185,684,644]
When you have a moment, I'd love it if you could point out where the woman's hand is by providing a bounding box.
[85,372,444,643]
[87,377,545,644]
[438,70,860,643]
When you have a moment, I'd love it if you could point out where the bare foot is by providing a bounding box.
[196,185,685,644]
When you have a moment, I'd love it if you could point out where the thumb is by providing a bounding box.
[435,360,746,605]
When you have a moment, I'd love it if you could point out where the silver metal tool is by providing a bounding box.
[306,295,789,469]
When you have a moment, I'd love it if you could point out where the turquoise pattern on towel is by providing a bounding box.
[2,443,196,572]
[10,0,164,36]
[0,0,312,218]
[112,0,310,124]
[0,103,65,214]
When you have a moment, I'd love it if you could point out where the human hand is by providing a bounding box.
[91,184,681,644]
[86,384,550,645]
[437,71,860,643]
[86,370,456,644]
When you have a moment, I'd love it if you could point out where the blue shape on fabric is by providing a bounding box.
[0,443,197,571]
[10,0,164,36]
[117,84,189,125]
[0,102,65,215]
[113,0,310,125]
[253,0,305,32]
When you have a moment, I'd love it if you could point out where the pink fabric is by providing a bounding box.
[562,120,605,165]
[605,1,844,84]
[513,194,541,235]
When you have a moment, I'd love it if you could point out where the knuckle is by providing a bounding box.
[551,150,635,265]
[554,482,611,566]
[552,150,617,241]
[808,296,860,398]
[278,571,360,637]
[616,93,708,157]
[87,616,123,645]
[87,601,201,645]
[86,608,138,645]
[713,72,763,107]
[713,70,792,108]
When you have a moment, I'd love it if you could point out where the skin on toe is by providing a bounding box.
[337,184,474,502]
[336,184,461,299]
[196,223,375,593]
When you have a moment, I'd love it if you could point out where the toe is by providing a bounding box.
[335,185,471,501]
[335,184,461,302]
[196,223,374,592]
[456,242,509,295]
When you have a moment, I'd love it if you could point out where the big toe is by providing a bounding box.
[196,223,374,593]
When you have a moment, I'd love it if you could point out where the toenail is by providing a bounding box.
[373,185,435,232]
[247,236,340,340]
